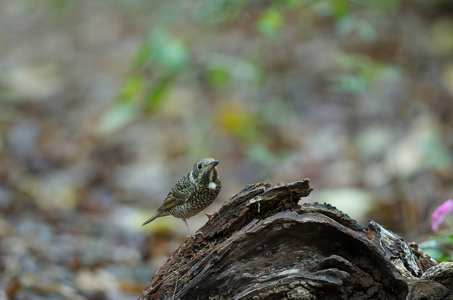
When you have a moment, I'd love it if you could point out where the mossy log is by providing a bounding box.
[139,180,453,300]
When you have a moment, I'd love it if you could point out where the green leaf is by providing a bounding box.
[132,30,187,74]
[330,0,349,19]
[132,43,152,68]
[118,74,146,101]
[419,131,453,171]
[330,74,367,93]
[422,248,445,261]
[247,144,275,166]
[192,0,248,24]
[419,238,453,262]
[144,79,172,112]
[146,30,187,74]
[206,67,231,88]
[419,239,440,249]
[203,53,263,87]
[331,53,401,93]
[257,9,284,37]
[98,101,139,135]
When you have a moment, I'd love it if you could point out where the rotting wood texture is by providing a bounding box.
[139,179,453,300]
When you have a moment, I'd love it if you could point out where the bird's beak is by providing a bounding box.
[206,160,219,169]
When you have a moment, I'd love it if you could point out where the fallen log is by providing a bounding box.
[139,180,453,300]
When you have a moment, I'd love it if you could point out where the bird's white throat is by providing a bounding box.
[208,169,217,190]
[209,169,214,182]
[189,170,196,184]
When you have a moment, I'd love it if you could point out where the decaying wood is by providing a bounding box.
[139,180,452,300]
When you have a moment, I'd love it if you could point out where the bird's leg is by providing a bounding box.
[182,218,194,237]
[199,211,213,220]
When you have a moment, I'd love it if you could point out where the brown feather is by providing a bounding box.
[159,193,186,211]
[141,211,169,226]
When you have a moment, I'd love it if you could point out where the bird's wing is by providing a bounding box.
[158,190,188,211]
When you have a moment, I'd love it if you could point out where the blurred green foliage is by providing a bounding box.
[98,101,139,135]
[331,54,401,93]
[133,30,187,74]
[191,0,248,24]
[86,0,452,266]
[96,0,412,136]
[247,144,275,166]
[419,130,453,172]
[336,16,378,42]
[3,1,453,299]
[97,30,188,133]
[258,9,284,38]
[420,235,453,262]
[204,54,263,89]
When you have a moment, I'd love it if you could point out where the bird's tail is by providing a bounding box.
[142,212,166,226]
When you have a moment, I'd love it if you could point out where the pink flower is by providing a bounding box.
[432,199,453,232]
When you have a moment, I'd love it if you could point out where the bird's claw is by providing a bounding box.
[200,211,214,220]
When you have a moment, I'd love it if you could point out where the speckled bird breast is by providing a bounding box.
[170,179,221,219]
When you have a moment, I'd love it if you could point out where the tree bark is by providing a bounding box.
[139,180,453,300]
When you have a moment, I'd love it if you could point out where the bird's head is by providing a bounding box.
[191,158,219,184]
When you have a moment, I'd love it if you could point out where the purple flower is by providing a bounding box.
[432,199,453,232]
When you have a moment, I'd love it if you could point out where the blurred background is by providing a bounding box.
[1,0,453,299]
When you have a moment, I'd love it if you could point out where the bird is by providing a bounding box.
[142,158,221,236]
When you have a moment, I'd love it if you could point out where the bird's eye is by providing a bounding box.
[197,163,202,170]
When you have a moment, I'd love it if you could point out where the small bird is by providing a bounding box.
[142,158,221,236]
